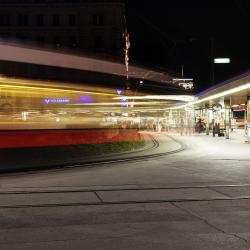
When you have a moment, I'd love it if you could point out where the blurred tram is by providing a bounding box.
[0,77,124,130]
[0,76,192,131]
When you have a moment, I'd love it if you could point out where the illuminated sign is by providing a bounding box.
[212,104,223,112]
[121,97,127,107]
[172,78,194,90]
[80,96,93,104]
[44,98,70,104]
[116,89,123,95]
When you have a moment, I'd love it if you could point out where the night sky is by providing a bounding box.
[126,0,250,92]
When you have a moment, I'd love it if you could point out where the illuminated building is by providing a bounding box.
[0,0,125,56]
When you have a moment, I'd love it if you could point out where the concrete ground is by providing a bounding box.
[0,130,250,249]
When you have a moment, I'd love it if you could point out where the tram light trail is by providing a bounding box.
[114,95,196,102]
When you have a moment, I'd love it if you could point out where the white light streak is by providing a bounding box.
[170,82,250,110]
[114,95,196,102]
[214,58,231,64]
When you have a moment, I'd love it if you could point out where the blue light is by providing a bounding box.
[80,96,93,104]
[116,89,123,95]
[121,98,127,107]
[44,98,70,104]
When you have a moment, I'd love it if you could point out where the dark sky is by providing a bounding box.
[126,0,250,92]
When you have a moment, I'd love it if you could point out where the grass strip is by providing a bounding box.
[80,140,146,157]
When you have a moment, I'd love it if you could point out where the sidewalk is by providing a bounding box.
[0,131,250,250]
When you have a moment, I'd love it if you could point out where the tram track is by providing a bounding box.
[1,183,250,195]
[1,196,250,210]
[62,135,185,169]
[0,133,185,176]
[1,134,249,210]
[1,183,250,209]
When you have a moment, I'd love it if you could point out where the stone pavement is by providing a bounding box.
[0,130,250,249]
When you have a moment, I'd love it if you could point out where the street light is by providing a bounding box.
[211,57,231,85]
[214,58,231,64]
[210,38,231,85]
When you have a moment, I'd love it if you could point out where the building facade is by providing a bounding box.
[0,0,125,56]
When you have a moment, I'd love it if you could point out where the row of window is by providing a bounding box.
[20,36,79,48]
[37,36,79,48]
[1,34,106,49]
[0,14,104,26]
[38,35,104,49]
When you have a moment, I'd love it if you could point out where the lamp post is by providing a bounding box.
[210,38,231,85]
[211,56,231,139]
[213,58,231,85]
[210,37,215,85]
[246,96,250,143]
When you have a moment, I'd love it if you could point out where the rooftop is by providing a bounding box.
[0,0,123,4]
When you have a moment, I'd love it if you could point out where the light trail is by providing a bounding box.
[169,82,250,110]
[0,82,117,97]
[114,95,196,102]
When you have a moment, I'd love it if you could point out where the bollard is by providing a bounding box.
[246,125,250,143]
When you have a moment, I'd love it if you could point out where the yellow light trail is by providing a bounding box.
[69,101,170,106]
[0,81,117,97]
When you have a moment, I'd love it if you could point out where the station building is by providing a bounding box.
[170,71,250,142]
